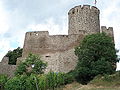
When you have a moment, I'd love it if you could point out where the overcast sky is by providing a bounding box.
[0,0,120,69]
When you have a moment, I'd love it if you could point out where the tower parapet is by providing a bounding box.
[101,26,114,38]
[68,5,100,35]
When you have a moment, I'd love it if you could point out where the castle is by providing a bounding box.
[0,5,114,77]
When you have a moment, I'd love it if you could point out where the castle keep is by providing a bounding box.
[0,5,114,76]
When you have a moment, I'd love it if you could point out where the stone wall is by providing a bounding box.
[68,5,100,35]
[101,26,114,37]
[18,32,85,72]
[0,57,16,77]
[22,31,85,58]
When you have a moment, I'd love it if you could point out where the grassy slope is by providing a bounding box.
[58,72,120,90]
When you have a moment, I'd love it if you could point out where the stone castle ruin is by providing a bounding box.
[0,5,114,76]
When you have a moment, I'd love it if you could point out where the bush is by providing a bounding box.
[5,72,70,90]
[5,74,38,90]
[0,74,8,90]
[15,53,47,76]
[38,74,47,90]
[5,75,26,90]
[4,71,76,90]
[64,71,75,84]
[46,72,65,89]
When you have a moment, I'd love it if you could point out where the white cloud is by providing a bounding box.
[100,0,120,50]
[0,1,10,61]
[0,1,9,34]
[28,17,68,35]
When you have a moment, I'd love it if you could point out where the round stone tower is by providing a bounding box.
[68,5,100,35]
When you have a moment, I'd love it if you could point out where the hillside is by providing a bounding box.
[59,71,120,90]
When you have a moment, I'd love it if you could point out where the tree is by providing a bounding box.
[15,53,47,75]
[6,47,23,65]
[74,33,119,84]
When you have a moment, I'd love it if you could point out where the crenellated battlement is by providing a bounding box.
[101,26,114,37]
[101,26,113,31]
[68,5,100,15]
[68,5,100,35]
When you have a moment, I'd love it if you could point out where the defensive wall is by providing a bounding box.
[0,57,16,77]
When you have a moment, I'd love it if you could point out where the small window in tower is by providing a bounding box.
[72,10,75,14]
[46,56,51,57]
[77,9,78,12]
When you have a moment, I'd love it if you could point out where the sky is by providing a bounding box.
[0,0,120,69]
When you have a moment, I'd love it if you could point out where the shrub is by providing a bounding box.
[4,71,74,90]
[64,72,75,84]
[5,75,26,90]
[46,72,64,89]
[0,74,8,90]
[38,74,47,90]
[38,72,66,90]
[5,74,38,90]
[15,53,47,76]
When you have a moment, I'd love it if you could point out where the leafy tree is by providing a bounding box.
[74,33,119,84]
[6,47,23,65]
[15,53,47,75]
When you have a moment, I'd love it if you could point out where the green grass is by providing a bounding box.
[89,72,120,87]
[79,88,120,90]
[57,71,120,90]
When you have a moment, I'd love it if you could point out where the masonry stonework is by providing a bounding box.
[0,57,16,77]
[0,5,114,76]
[68,5,100,35]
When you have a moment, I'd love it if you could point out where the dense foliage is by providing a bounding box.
[6,47,23,65]
[5,74,37,90]
[15,53,47,75]
[4,72,73,90]
[0,74,8,90]
[74,33,119,84]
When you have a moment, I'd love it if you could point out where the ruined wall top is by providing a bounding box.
[26,31,49,37]
[68,5,100,15]
[0,57,9,65]
[68,5,100,35]
[101,26,114,38]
